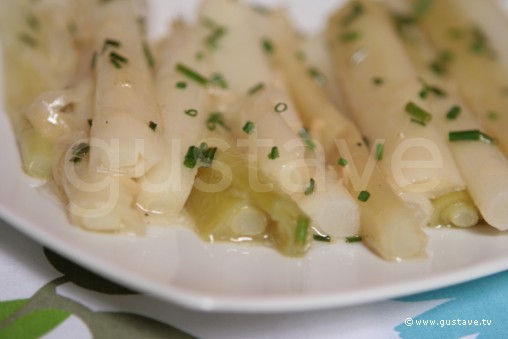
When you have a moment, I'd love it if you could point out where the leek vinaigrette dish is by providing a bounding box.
[2,0,508,261]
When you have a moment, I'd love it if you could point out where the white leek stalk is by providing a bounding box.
[137,23,212,218]
[391,0,508,230]
[89,0,163,177]
[408,0,508,155]
[266,9,426,259]
[327,0,466,225]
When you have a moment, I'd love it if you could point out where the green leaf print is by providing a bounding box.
[0,309,70,339]
[0,300,27,323]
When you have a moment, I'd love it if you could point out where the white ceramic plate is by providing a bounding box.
[2,0,508,313]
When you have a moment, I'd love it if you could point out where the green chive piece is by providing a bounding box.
[176,81,187,89]
[148,121,157,131]
[296,51,306,61]
[102,39,121,54]
[313,234,331,242]
[341,2,364,27]
[27,15,40,30]
[373,77,384,86]
[206,112,230,131]
[195,51,205,61]
[299,128,316,150]
[446,105,461,120]
[198,143,217,168]
[247,82,265,95]
[304,178,316,196]
[18,33,37,47]
[185,109,198,117]
[376,143,384,161]
[183,143,218,169]
[262,38,275,54]
[309,67,327,86]
[405,101,432,124]
[414,0,433,19]
[449,129,497,144]
[411,118,427,126]
[357,190,371,202]
[143,41,155,68]
[206,26,227,50]
[175,63,209,86]
[242,121,255,134]
[275,103,288,113]
[87,119,93,128]
[295,216,310,245]
[268,146,279,160]
[184,146,199,169]
[340,31,361,42]
[209,73,228,89]
[345,235,362,243]
[362,136,370,148]
[109,51,128,68]
[487,111,499,121]
[70,143,90,163]
[338,157,348,167]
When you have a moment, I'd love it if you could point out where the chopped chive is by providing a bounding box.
[262,38,275,54]
[175,63,209,86]
[206,26,227,50]
[183,143,218,169]
[429,60,448,76]
[449,27,464,40]
[209,73,228,89]
[176,81,187,89]
[148,121,157,131]
[18,33,37,47]
[446,105,461,120]
[341,2,364,27]
[199,143,217,168]
[304,178,316,196]
[338,157,348,167]
[185,109,198,117]
[109,51,128,69]
[242,121,255,134]
[195,51,205,61]
[340,31,361,42]
[405,101,432,124]
[470,26,493,57]
[419,79,447,99]
[143,41,155,68]
[373,77,384,86]
[376,143,384,161]
[26,15,40,30]
[362,136,370,148]
[299,128,316,150]
[345,235,362,243]
[102,39,121,54]
[357,190,371,202]
[87,119,93,128]
[411,118,427,126]
[313,234,331,242]
[69,143,90,163]
[309,67,327,86]
[268,146,279,160]
[206,112,230,131]
[274,103,288,113]
[487,111,499,121]
[295,216,310,245]
[449,129,497,144]
[247,82,265,95]
[414,0,433,19]
[296,51,306,61]
[184,146,199,169]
